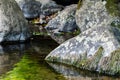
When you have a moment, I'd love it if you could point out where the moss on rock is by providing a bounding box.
[106,0,120,17]
[111,20,120,29]
[46,47,120,75]
[99,49,120,75]
[77,0,83,10]
[76,47,103,70]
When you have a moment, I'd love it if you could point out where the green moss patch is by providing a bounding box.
[0,53,66,80]
[106,0,120,17]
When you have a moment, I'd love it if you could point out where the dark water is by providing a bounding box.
[0,38,119,80]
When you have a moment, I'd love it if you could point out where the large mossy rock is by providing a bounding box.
[0,0,30,43]
[45,4,79,44]
[45,0,120,75]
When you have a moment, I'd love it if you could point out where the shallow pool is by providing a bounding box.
[0,38,119,80]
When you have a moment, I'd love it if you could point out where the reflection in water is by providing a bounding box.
[48,62,120,80]
[0,39,66,80]
[0,39,119,80]
[0,44,29,75]
[1,44,29,53]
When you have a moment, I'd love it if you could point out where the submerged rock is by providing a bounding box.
[45,4,79,43]
[0,0,31,43]
[45,0,120,75]
[15,0,63,19]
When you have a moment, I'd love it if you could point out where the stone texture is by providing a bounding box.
[76,0,111,32]
[15,0,63,19]
[15,0,32,9]
[21,0,41,19]
[45,0,120,75]
[38,0,63,16]
[0,0,31,42]
[45,4,79,44]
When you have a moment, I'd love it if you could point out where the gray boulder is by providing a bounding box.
[0,0,31,43]
[15,0,63,19]
[38,0,63,16]
[46,4,78,33]
[45,4,79,43]
[22,0,41,19]
[45,0,120,75]
[76,0,112,32]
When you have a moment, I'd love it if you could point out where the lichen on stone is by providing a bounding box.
[106,0,120,17]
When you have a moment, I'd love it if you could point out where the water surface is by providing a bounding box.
[0,38,119,80]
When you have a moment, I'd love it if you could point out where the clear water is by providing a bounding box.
[0,38,119,80]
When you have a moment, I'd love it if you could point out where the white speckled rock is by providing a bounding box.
[76,0,111,32]
[46,0,120,75]
[0,0,31,42]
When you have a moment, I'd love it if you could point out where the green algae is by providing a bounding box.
[0,53,66,80]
